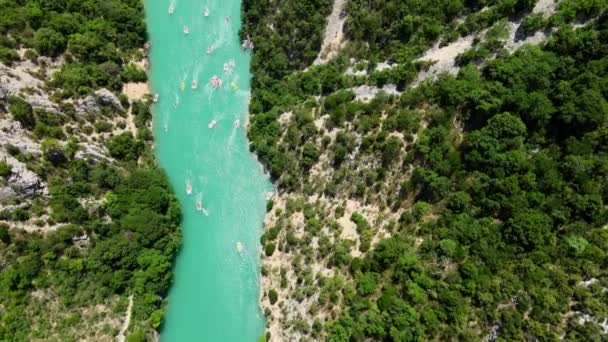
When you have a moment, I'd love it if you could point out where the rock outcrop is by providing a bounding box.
[76,88,124,115]
[0,152,47,199]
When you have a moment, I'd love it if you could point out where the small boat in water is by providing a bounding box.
[210,76,222,88]
[191,80,198,89]
[225,16,231,23]
[168,4,174,14]
[208,120,217,129]
[230,82,238,90]
[204,7,209,16]
[223,63,229,72]
[236,242,244,253]
[180,81,186,91]
[201,208,209,216]
[206,45,214,55]
[196,199,202,211]
[163,124,168,132]
[186,182,192,195]
[233,120,240,128]
[183,26,190,34]
[153,93,159,102]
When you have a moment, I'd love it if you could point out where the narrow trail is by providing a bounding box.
[116,294,134,342]
[314,0,346,65]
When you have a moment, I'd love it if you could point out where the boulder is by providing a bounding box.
[94,88,124,111]
[76,88,124,115]
[0,152,47,198]
[0,86,7,102]
[0,119,41,155]
[26,94,59,113]
[0,186,16,200]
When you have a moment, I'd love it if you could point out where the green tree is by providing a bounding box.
[33,28,66,57]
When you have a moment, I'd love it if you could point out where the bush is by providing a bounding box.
[8,96,35,129]
[33,28,66,57]
[265,242,276,256]
[0,161,11,177]
[268,289,278,305]
[107,133,143,161]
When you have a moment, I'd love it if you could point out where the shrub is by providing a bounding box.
[268,289,278,305]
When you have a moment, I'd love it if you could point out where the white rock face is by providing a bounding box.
[0,151,47,199]
[0,62,59,113]
[352,84,400,102]
[0,119,41,155]
[94,88,124,111]
[76,88,124,115]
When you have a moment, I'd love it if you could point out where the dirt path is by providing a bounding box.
[314,0,346,65]
[116,295,133,342]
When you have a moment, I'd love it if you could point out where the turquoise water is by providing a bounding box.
[144,1,271,340]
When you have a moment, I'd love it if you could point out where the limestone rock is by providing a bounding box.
[94,88,124,111]
[75,143,111,163]
[26,94,59,113]
[0,152,47,198]
[76,88,124,115]
[0,119,41,155]
[0,186,16,200]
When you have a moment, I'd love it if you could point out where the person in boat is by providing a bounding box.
[210,76,222,88]
[191,80,198,89]
[236,242,244,253]
[183,26,189,34]
[225,16,230,23]
[196,200,202,211]
[164,124,168,132]
[204,8,210,16]
[233,120,240,128]
[180,81,186,91]
[231,82,238,90]
[168,4,174,14]
[208,119,217,129]
[206,45,214,55]
[153,93,160,102]
[186,182,192,195]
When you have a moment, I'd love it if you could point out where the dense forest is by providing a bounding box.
[0,0,179,340]
[243,0,608,340]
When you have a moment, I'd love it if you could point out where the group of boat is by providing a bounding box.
[169,4,210,16]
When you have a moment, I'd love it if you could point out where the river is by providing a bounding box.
[144,0,271,340]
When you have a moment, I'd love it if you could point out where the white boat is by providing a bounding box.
[201,208,209,216]
[183,26,190,34]
[186,182,192,195]
[191,80,198,89]
[236,242,244,253]
[163,124,168,132]
[168,4,174,14]
[233,120,240,128]
[206,45,214,55]
[223,63,229,72]
[153,93,159,102]
[208,120,217,129]
[196,199,202,211]
[225,16,230,23]
[204,8,209,16]
[210,75,222,88]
